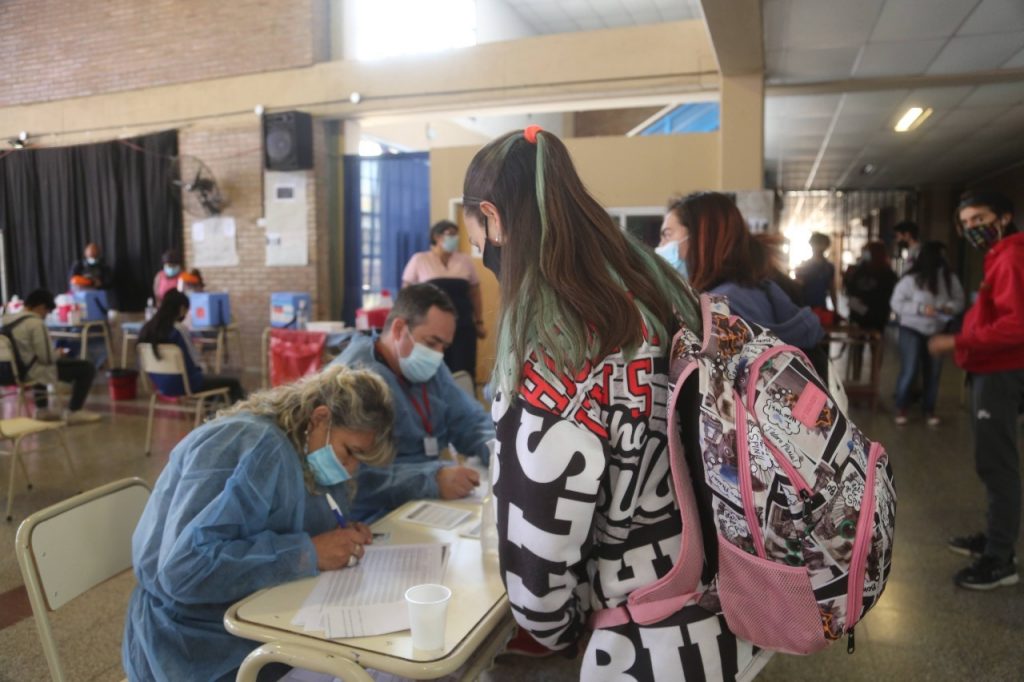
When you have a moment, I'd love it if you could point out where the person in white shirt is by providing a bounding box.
[889,241,965,426]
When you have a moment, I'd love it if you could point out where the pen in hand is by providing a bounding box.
[326,492,362,568]
[325,492,348,528]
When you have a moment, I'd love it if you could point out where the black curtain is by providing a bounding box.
[0,130,182,311]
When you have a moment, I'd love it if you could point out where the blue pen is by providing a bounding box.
[325,492,348,529]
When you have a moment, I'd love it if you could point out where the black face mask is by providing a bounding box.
[482,217,502,279]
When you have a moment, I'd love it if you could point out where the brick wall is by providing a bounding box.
[179,124,323,377]
[0,0,321,107]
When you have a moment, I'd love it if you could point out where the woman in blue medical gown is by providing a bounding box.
[122,365,395,681]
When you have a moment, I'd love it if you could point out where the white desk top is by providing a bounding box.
[224,500,510,680]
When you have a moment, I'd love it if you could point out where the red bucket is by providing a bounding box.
[107,369,138,401]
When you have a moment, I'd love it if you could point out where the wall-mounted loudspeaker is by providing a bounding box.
[263,111,313,171]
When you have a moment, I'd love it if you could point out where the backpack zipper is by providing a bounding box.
[845,442,883,639]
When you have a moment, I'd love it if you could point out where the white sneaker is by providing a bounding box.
[926,415,941,428]
[35,408,63,422]
[65,409,102,425]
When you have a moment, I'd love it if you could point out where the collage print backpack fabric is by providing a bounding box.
[666,293,897,655]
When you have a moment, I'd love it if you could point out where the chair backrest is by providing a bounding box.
[15,477,151,682]
[138,342,195,395]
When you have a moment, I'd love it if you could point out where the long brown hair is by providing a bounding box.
[668,192,772,292]
[463,130,700,389]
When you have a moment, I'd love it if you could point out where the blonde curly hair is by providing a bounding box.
[218,365,395,490]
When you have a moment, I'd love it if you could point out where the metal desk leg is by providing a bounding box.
[101,323,113,370]
[236,642,374,682]
[78,328,89,360]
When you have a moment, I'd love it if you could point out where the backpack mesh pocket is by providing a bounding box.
[717,535,826,655]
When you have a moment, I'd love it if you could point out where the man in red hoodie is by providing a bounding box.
[930,190,1024,590]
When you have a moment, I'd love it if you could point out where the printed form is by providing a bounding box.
[293,544,448,639]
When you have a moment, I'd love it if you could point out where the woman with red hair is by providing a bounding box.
[668,192,824,353]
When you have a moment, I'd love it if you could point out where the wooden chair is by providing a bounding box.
[0,335,36,415]
[15,477,150,681]
[2,416,75,522]
[137,343,231,456]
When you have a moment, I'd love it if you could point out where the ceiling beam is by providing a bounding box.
[767,68,1024,97]
[699,0,764,75]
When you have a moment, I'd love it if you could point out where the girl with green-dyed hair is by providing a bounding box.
[462,126,702,393]
[461,129,762,679]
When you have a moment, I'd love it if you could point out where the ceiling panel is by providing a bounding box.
[869,0,977,42]
[927,32,1024,73]
[930,105,1012,129]
[841,90,912,115]
[959,0,1024,35]
[853,39,946,77]
[767,46,861,82]
[1003,47,1024,67]
[959,82,1024,107]
[899,86,975,110]
[764,0,885,51]
[503,0,701,34]
[766,94,843,117]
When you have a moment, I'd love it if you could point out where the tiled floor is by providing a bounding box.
[1,343,1021,681]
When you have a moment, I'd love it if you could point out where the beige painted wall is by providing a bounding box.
[430,132,721,382]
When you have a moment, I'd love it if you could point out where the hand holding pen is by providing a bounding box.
[310,493,373,570]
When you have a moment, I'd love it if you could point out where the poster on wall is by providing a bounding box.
[264,170,308,266]
[191,216,239,267]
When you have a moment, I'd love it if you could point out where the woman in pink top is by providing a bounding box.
[402,220,485,375]
[153,249,184,304]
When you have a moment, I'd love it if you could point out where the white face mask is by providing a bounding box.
[440,235,459,253]
[655,241,689,280]
[398,330,445,383]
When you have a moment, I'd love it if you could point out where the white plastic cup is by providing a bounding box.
[404,583,451,652]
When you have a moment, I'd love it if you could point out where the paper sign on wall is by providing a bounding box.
[191,216,239,267]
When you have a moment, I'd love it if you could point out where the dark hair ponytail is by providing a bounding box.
[138,289,190,359]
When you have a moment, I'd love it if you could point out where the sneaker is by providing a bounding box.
[34,408,62,422]
[926,415,941,428]
[65,409,102,425]
[954,554,1019,590]
[894,411,909,426]
[500,627,555,658]
[948,532,987,558]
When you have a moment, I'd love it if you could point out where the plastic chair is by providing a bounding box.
[137,343,231,456]
[2,416,75,522]
[260,328,327,389]
[0,335,37,415]
[15,477,150,682]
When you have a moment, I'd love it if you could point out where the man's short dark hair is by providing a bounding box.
[809,232,831,251]
[429,220,458,245]
[25,289,56,311]
[958,191,1014,219]
[384,283,457,330]
[893,221,919,239]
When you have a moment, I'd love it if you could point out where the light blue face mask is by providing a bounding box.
[86,257,98,266]
[164,265,181,277]
[306,425,352,487]
[398,330,445,383]
[441,235,459,253]
[656,241,689,280]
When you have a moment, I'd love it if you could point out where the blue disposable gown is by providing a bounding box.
[122,413,352,682]
[331,333,494,521]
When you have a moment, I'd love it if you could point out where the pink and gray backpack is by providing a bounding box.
[592,294,897,655]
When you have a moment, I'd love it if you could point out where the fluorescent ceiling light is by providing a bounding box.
[894,107,933,132]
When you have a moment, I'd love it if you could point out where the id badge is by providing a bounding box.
[424,436,440,457]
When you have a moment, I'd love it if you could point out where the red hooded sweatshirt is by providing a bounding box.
[955,230,1024,373]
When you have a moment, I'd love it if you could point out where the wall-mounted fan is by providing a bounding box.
[172,154,228,217]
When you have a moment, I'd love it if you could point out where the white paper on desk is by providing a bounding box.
[293,544,449,638]
[398,502,473,530]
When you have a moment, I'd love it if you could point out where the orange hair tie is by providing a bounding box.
[523,125,543,144]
